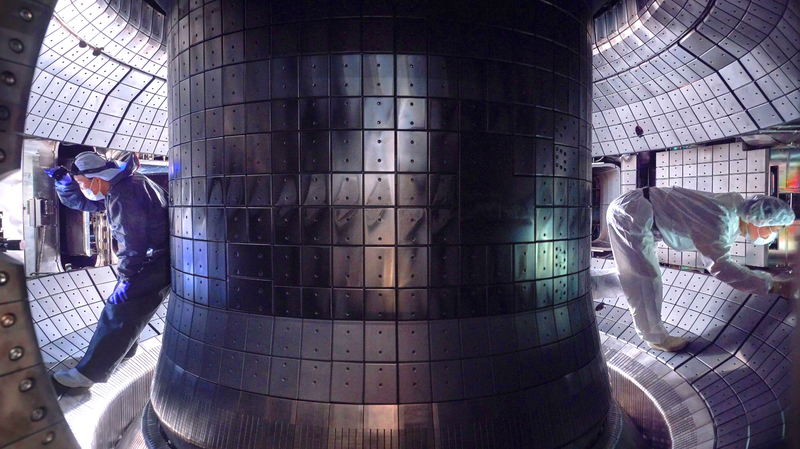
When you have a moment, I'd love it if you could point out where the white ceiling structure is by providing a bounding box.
[24,0,168,154]
[591,0,800,155]
[21,0,800,157]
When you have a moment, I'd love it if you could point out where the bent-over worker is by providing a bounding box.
[605,186,796,352]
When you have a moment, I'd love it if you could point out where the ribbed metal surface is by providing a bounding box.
[608,359,671,448]
[58,341,160,449]
[151,0,610,447]
[595,256,796,448]
[147,397,648,449]
[603,337,714,449]
[117,413,149,449]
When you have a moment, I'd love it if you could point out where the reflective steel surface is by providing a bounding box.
[653,143,773,269]
[20,0,800,157]
[768,147,800,268]
[606,363,671,449]
[151,0,611,447]
[0,251,79,449]
[1,0,798,446]
[21,139,61,276]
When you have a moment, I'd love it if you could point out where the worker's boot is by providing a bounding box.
[53,368,94,389]
[647,336,688,352]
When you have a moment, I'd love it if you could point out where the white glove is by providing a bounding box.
[771,274,800,300]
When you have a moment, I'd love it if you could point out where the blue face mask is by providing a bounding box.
[745,225,778,246]
[81,178,105,201]
[750,232,778,246]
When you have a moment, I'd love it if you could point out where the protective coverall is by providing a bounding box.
[56,155,169,382]
[606,186,775,345]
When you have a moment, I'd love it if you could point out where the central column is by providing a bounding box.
[152,1,610,447]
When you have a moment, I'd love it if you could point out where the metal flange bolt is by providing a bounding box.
[42,431,55,444]
[1,313,15,327]
[1,72,15,86]
[9,346,23,361]
[19,378,34,392]
[8,39,23,53]
[19,8,33,21]
[30,407,46,421]
[0,271,8,285]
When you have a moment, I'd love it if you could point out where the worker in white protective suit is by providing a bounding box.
[603,186,797,352]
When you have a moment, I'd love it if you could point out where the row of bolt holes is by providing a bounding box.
[0,10,37,157]
[228,321,565,387]
[4,15,57,418]
[206,157,421,170]
[180,243,571,275]
[188,246,569,268]
[277,364,404,390]
[5,6,64,419]
[274,325,412,388]
[178,53,458,92]
[186,294,569,330]
[3,313,51,440]
[196,179,430,207]
[231,287,420,306]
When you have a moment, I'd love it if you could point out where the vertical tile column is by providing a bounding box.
[620,153,638,193]
[655,142,769,268]
[151,1,612,448]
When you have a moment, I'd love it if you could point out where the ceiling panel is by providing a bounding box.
[24,0,167,154]
[21,0,800,157]
[591,0,800,153]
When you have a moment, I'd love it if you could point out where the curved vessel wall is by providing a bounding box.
[24,0,169,154]
[151,1,610,448]
[591,0,800,154]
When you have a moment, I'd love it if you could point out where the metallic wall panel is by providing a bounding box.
[152,1,609,448]
[24,0,169,153]
[591,0,800,155]
[0,1,82,447]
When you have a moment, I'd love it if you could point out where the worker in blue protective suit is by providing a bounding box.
[602,186,797,352]
[45,150,169,388]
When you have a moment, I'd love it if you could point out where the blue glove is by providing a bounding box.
[108,281,130,304]
[45,166,72,186]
